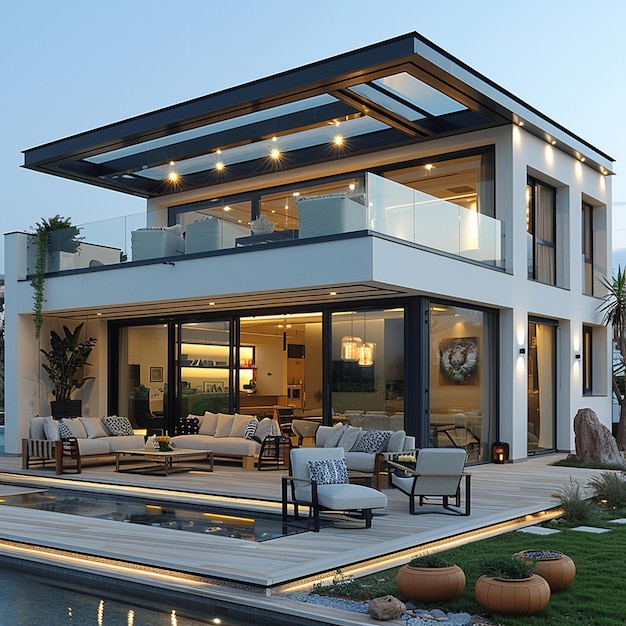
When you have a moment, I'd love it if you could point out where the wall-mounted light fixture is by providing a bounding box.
[519,347,526,355]
[575,353,581,360]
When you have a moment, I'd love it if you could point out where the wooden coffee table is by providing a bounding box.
[115,448,213,476]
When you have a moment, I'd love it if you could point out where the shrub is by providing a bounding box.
[408,554,452,568]
[588,471,626,510]
[479,555,534,580]
[553,478,595,523]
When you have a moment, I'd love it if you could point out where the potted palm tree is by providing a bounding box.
[396,554,465,603]
[474,555,550,616]
[40,323,97,419]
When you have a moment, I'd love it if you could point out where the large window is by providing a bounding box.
[582,200,594,295]
[527,177,556,285]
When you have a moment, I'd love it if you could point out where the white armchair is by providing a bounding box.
[131,225,184,261]
[185,217,249,253]
[282,447,387,531]
[296,194,366,238]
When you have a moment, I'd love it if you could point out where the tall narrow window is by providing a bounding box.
[582,201,594,295]
[582,325,593,395]
[527,177,556,285]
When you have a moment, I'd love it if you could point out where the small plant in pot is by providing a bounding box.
[475,555,550,616]
[40,323,97,419]
[515,549,576,592]
[396,554,465,603]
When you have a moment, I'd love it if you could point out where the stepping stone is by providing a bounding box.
[608,518,626,524]
[572,525,609,533]
[517,526,561,535]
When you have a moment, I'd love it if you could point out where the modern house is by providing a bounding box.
[5,32,614,463]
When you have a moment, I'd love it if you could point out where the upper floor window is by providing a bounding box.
[527,177,556,285]
[582,201,594,295]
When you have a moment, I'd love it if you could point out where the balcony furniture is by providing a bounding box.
[131,225,184,261]
[291,419,320,447]
[282,447,387,531]
[388,448,471,516]
[185,217,249,253]
[296,193,366,238]
[60,437,81,474]
[257,435,291,470]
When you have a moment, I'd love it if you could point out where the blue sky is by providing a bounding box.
[2,0,625,270]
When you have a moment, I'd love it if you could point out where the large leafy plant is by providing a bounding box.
[40,323,97,401]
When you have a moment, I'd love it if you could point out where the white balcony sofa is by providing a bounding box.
[314,424,416,489]
[131,224,185,261]
[23,416,146,475]
[170,412,279,469]
[296,193,366,239]
[185,217,250,254]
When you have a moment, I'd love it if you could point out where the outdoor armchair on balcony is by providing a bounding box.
[387,448,471,516]
[131,225,185,261]
[282,447,387,531]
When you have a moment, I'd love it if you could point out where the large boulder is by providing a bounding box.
[368,595,406,621]
[574,408,624,466]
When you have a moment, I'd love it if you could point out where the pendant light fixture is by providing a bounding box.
[358,311,376,367]
[341,312,362,361]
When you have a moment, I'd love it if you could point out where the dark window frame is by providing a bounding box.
[527,176,556,285]
[582,325,593,395]
[582,200,594,296]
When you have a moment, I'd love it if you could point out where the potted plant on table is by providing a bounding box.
[396,554,465,603]
[474,555,550,616]
[40,322,97,419]
[31,215,82,339]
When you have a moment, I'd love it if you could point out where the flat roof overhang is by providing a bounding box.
[23,32,615,199]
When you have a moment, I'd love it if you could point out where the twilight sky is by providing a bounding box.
[2,0,625,270]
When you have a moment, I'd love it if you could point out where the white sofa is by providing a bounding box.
[185,217,250,253]
[315,424,416,489]
[296,194,366,238]
[170,412,278,469]
[23,416,146,474]
[131,225,185,261]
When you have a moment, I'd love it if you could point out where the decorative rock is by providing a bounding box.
[368,595,406,621]
[574,408,624,466]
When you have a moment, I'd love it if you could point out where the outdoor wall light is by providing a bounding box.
[519,347,526,354]
[575,353,581,359]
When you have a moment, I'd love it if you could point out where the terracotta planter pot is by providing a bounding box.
[475,574,550,616]
[397,564,466,602]
[516,550,576,592]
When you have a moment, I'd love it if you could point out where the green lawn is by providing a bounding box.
[314,512,626,625]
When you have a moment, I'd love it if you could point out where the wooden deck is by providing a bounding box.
[0,453,608,624]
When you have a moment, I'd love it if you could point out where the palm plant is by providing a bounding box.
[599,266,626,449]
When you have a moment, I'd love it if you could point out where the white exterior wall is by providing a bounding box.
[4,126,613,459]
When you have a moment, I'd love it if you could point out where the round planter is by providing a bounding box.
[397,564,466,603]
[516,550,576,592]
[475,574,550,616]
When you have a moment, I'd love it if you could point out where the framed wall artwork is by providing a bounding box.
[439,337,479,385]
[150,366,163,382]
[203,380,226,393]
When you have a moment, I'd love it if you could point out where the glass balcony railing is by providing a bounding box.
[25,174,504,276]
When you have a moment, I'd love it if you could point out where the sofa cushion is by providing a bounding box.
[315,425,333,447]
[29,417,48,439]
[255,417,279,441]
[337,426,362,451]
[317,483,387,511]
[43,417,60,441]
[179,417,200,435]
[79,417,108,439]
[214,413,235,437]
[170,434,215,451]
[199,412,218,436]
[353,430,391,454]
[307,458,349,485]
[244,417,259,439]
[102,416,134,436]
[106,435,145,452]
[77,439,111,455]
[386,430,407,453]
[60,417,87,439]
[230,413,255,438]
[344,451,378,473]
[324,424,347,448]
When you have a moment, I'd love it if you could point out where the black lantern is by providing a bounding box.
[491,442,509,464]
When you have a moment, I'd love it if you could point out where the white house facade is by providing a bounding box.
[5,33,614,463]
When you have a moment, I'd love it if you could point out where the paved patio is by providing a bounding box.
[0,452,608,625]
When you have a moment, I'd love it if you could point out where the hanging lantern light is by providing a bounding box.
[358,341,376,367]
[341,336,362,361]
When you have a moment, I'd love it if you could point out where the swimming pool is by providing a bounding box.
[0,486,307,541]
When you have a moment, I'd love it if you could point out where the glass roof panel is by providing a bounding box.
[373,72,466,116]
[348,83,427,121]
[133,115,389,180]
[87,94,340,165]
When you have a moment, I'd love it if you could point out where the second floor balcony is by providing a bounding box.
[24,173,504,277]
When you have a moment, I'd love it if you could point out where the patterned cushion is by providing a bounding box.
[307,458,349,485]
[244,417,259,439]
[59,418,87,439]
[58,420,74,439]
[101,416,134,436]
[179,417,200,435]
[353,430,391,454]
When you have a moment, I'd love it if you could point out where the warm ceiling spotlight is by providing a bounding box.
[209,302,215,306]
[223,206,231,212]
[169,160,175,166]
[333,134,344,146]
[292,191,300,197]
[329,291,337,296]
[349,183,356,191]
[425,163,434,171]
[215,161,225,171]
[580,157,586,163]
[518,120,524,126]
[551,139,556,145]
[271,136,278,142]
[216,149,222,154]
[167,171,179,182]
[270,147,281,159]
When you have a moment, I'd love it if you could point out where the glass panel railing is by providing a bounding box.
[366,173,504,267]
